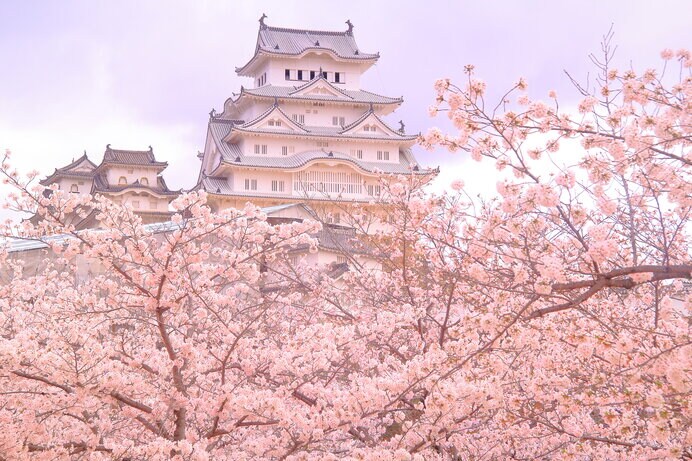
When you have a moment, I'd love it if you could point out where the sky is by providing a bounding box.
[0,0,690,218]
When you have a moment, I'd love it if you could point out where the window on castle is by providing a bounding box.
[282,146,288,156]
[297,70,303,80]
[70,184,79,193]
[149,201,158,210]
[316,141,329,147]
[127,169,134,174]
[141,177,149,186]
[337,255,347,264]
[294,170,364,195]
[332,116,345,126]
[254,144,268,155]
[351,149,363,159]
[292,114,305,124]
[271,180,285,192]
[244,179,257,191]
[268,120,274,126]
[285,69,290,80]
[310,70,316,80]
[364,125,370,132]
[131,200,140,209]
[119,176,127,185]
[377,151,390,161]
[366,184,381,196]
[335,72,342,83]
[322,71,328,79]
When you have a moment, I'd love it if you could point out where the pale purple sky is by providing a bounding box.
[0,0,690,212]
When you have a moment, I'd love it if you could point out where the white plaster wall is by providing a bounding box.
[104,166,159,187]
[235,169,292,195]
[108,191,170,212]
[262,55,367,90]
[239,135,401,164]
[56,177,93,194]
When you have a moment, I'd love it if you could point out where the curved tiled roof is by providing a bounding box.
[240,83,402,106]
[101,145,168,168]
[40,154,97,185]
[240,103,308,132]
[208,119,427,176]
[237,20,378,75]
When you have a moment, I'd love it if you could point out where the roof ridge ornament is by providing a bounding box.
[345,19,353,36]
[398,120,405,133]
[209,108,216,119]
[148,145,153,153]
[259,13,268,29]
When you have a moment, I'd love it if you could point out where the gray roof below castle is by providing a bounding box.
[241,84,402,105]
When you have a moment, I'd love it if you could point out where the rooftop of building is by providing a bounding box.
[230,80,403,107]
[237,16,378,75]
[39,153,98,185]
[100,145,168,168]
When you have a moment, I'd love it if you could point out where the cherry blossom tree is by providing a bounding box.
[0,38,690,460]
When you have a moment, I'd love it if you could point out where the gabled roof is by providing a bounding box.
[340,107,406,137]
[237,17,378,76]
[100,145,168,169]
[39,153,97,185]
[240,101,308,132]
[289,75,352,99]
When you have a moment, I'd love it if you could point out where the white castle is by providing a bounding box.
[193,16,429,222]
[40,16,431,230]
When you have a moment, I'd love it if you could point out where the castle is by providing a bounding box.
[41,16,431,229]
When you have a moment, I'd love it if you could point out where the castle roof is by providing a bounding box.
[100,145,168,169]
[235,80,402,106]
[237,17,378,76]
[39,154,97,185]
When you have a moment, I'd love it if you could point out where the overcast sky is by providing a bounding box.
[0,0,689,218]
